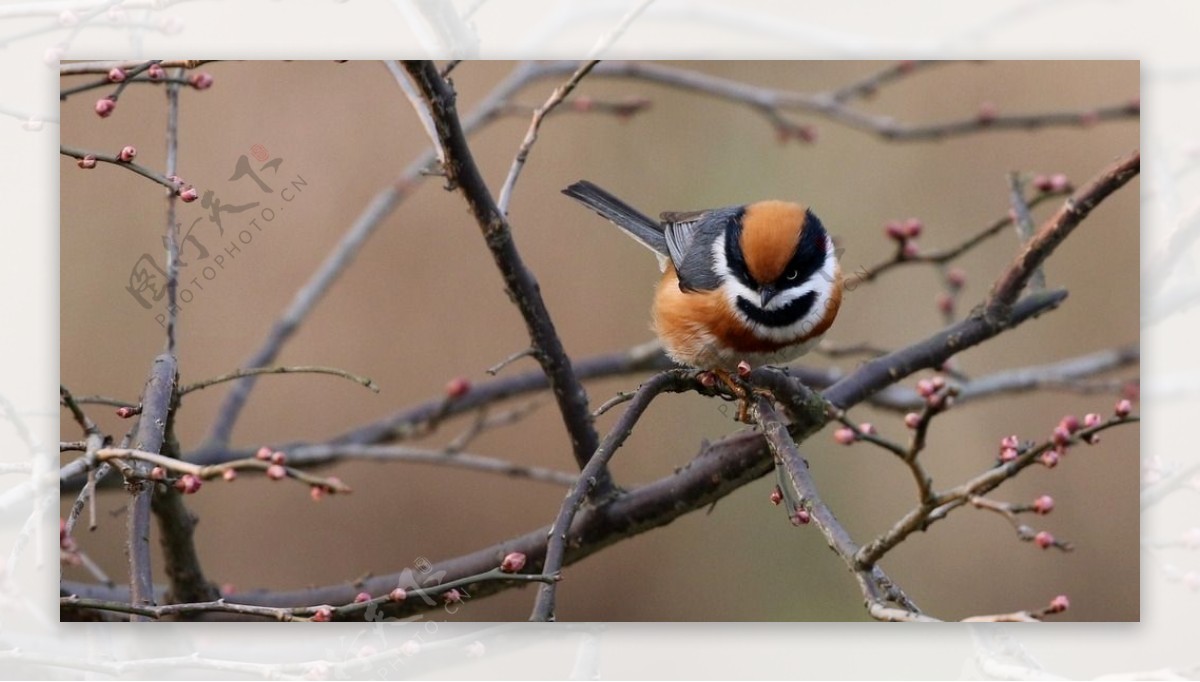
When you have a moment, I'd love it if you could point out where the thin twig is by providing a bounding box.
[486,347,536,376]
[285,443,575,487]
[60,145,186,194]
[1008,172,1045,291]
[497,60,598,214]
[179,365,379,396]
[59,60,218,76]
[855,414,1137,569]
[96,447,353,493]
[851,187,1069,285]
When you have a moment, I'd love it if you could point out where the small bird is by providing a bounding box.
[563,180,842,407]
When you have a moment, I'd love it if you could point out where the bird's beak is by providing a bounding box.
[759,285,779,307]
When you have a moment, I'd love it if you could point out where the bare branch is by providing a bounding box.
[497,60,598,214]
[126,354,178,620]
[60,144,185,194]
[988,150,1140,311]
[284,443,575,487]
[179,365,379,396]
[851,186,1070,285]
[531,370,694,621]
[401,60,607,493]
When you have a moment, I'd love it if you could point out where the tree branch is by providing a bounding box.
[531,370,695,621]
[125,354,177,620]
[401,60,606,493]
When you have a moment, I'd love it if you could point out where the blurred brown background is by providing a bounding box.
[60,61,1139,621]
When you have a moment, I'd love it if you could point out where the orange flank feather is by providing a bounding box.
[652,262,842,369]
[739,201,809,284]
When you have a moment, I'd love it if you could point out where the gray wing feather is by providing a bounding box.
[671,208,740,292]
[663,219,700,272]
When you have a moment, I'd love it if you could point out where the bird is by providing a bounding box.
[563,180,842,417]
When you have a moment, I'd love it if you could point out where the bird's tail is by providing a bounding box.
[562,180,669,257]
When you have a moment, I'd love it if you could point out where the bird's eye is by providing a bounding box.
[785,269,800,281]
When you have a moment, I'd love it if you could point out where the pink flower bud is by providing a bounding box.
[1083,413,1102,428]
[1000,447,1019,463]
[1051,425,1071,447]
[150,466,167,481]
[1001,435,1020,450]
[256,446,273,460]
[266,464,286,480]
[443,588,462,604]
[1114,399,1132,418]
[916,379,935,398]
[95,97,116,118]
[1032,174,1054,192]
[833,427,857,445]
[78,155,98,169]
[270,450,287,465]
[901,240,920,259]
[884,221,905,241]
[500,552,527,573]
[1047,594,1070,613]
[1034,531,1055,549]
[174,474,201,494]
[148,63,166,81]
[354,592,371,603]
[1049,173,1071,193]
[188,72,214,90]
[311,606,333,622]
[858,422,876,435]
[1040,450,1060,468]
[107,67,126,83]
[904,412,921,429]
[945,267,966,289]
[769,486,783,505]
[698,372,716,388]
[1058,415,1080,434]
[114,405,135,417]
[445,377,471,398]
[222,469,237,482]
[310,486,325,502]
[389,587,407,602]
[1033,495,1054,514]
[902,218,923,239]
[179,185,199,202]
[790,507,811,525]
[118,145,136,162]
[736,360,752,377]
